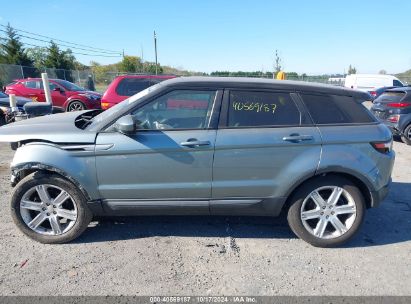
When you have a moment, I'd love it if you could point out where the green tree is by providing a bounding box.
[44,41,76,70]
[0,23,33,66]
[348,65,357,75]
[119,55,142,72]
[143,61,163,74]
[26,46,48,70]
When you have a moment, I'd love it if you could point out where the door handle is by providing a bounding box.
[180,139,211,147]
[282,134,314,142]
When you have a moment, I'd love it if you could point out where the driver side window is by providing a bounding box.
[131,90,217,130]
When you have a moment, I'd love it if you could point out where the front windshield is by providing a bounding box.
[54,79,86,91]
[91,82,162,125]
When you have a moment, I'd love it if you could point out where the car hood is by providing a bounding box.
[0,96,32,107]
[0,110,97,143]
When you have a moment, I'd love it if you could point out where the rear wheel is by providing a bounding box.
[11,172,92,244]
[401,124,411,145]
[287,176,365,247]
[67,100,85,112]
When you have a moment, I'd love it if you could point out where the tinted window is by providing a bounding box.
[131,90,216,130]
[301,94,375,124]
[40,81,59,90]
[227,91,301,127]
[393,80,403,87]
[116,78,151,96]
[24,81,40,89]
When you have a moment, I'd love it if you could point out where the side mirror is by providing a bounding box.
[114,115,136,134]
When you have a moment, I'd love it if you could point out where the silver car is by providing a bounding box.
[0,77,395,247]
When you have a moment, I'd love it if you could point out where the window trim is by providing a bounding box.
[104,88,223,133]
[218,88,307,129]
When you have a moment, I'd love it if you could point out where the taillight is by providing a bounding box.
[370,91,377,97]
[387,114,400,123]
[387,102,411,108]
[371,140,392,154]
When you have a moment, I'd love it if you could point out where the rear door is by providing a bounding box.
[22,80,44,101]
[211,89,322,215]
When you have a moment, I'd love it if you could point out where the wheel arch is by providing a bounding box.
[12,163,92,201]
[281,170,373,215]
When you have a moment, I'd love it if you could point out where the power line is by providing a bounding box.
[21,41,122,57]
[0,23,121,54]
[0,29,122,56]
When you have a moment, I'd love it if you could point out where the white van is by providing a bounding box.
[344,74,404,91]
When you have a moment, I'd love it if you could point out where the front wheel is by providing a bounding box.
[11,172,92,244]
[67,100,85,112]
[287,176,365,247]
[401,124,411,145]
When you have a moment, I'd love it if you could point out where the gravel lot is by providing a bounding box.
[0,139,410,296]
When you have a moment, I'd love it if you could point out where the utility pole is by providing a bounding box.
[122,49,125,58]
[154,30,158,75]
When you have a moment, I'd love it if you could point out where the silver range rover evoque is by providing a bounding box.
[0,77,395,247]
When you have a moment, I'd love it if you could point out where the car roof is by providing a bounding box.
[115,74,176,80]
[385,86,411,92]
[161,76,370,99]
[15,78,67,82]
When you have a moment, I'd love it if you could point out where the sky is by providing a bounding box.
[0,0,410,75]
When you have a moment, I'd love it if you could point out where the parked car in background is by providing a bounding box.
[5,78,102,111]
[345,74,404,92]
[101,75,176,109]
[371,87,411,145]
[0,92,32,125]
[0,77,394,247]
[369,86,396,101]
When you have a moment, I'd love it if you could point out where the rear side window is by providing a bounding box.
[378,91,406,102]
[301,94,375,124]
[115,78,151,96]
[227,91,301,127]
[24,80,40,89]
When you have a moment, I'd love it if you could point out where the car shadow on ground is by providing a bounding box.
[74,182,411,248]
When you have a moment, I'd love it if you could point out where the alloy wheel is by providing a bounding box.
[19,184,78,236]
[67,101,85,111]
[300,186,357,239]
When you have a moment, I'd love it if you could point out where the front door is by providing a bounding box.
[95,89,221,214]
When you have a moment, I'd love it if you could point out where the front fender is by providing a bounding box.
[11,142,100,200]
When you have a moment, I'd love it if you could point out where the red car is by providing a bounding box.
[101,75,175,110]
[5,78,102,111]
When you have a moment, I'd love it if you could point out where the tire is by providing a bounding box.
[0,112,6,126]
[10,172,92,244]
[66,100,86,112]
[401,124,411,145]
[287,175,365,247]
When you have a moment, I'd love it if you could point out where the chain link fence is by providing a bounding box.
[0,64,94,89]
[1,63,411,93]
